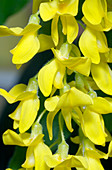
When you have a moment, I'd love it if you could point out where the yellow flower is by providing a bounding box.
[0,14,54,66]
[52,42,91,76]
[72,137,108,170]
[45,86,93,140]
[0,78,40,133]
[82,0,112,31]
[79,27,109,64]
[3,123,52,170]
[45,140,88,169]
[40,0,79,45]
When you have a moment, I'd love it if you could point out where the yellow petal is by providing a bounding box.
[58,87,93,108]
[11,33,40,64]
[82,109,106,145]
[96,31,109,53]
[19,96,40,133]
[38,34,54,53]
[22,147,35,168]
[13,120,19,129]
[66,15,78,44]
[9,102,22,120]
[53,62,65,89]
[66,57,91,77]
[15,91,37,101]
[85,150,104,170]
[57,0,79,16]
[45,154,62,168]
[60,15,67,35]
[61,108,73,132]
[88,97,112,114]
[82,0,105,25]
[34,142,52,170]
[108,140,112,157]
[79,27,100,64]
[38,59,58,97]
[91,62,112,95]
[51,15,59,46]
[40,1,57,21]
[47,109,59,140]
[71,136,80,144]
[21,24,41,35]
[45,96,60,112]
[0,25,23,36]
[3,129,24,146]
[0,84,26,103]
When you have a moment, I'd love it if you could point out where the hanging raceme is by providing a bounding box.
[0,0,112,169]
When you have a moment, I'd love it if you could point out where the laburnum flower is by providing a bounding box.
[39,0,79,46]
[38,42,91,97]
[44,140,88,170]
[3,122,52,170]
[0,13,54,66]
[52,42,91,76]
[79,27,109,64]
[71,137,108,170]
[73,95,112,145]
[82,0,112,31]
[0,77,40,133]
[44,85,93,140]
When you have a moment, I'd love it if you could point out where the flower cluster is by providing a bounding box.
[0,0,112,169]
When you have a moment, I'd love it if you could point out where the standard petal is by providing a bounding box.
[0,84,26,103]
[58,87,93,108]
[19,95,40,133]
[11,33,40,64]
[0,25,23,36]
[3,129,24,146]
[91,62,112,95]
[40,1,57,21]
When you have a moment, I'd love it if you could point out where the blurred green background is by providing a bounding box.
[0,0,31,115]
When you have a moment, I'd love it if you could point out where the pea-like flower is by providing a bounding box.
[0,13,54,66]
[3,122,52,170]
[45,86,93,140]
[0,78,40,133]
[79,27,109,64]
[40,0,79,46]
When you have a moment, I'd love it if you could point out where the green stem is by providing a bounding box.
[36,109,46,123]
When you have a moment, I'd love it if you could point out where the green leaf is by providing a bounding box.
[0,0,30,24]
